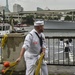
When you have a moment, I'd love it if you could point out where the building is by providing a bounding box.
[0,0,10,13]
[6,0,9,12]
[0,8,75,22]
[37,7,43,11]
[13,4,23,12]
[44,7,50,10]
[0,6,10,13]
[0,6,6,12]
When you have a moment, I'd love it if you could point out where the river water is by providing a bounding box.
[24,20,75,37]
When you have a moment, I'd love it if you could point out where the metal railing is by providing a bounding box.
[45,36,75,66]
[1,35,75,66]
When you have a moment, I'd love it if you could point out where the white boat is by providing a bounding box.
[0,23,12,36]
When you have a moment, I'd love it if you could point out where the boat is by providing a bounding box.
[14,23,28,33]
[0,23,12,36]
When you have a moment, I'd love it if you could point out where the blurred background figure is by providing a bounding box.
[59,38,64,48]
[68,38,73,46]
[64,40,70,61]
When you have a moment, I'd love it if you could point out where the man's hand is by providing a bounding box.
[42,48,46,54]
[16,57,21,63]
[16,48,25,63]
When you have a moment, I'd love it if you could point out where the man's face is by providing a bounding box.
[39,25,44,32]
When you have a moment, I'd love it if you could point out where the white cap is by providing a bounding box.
[34,21,44,26]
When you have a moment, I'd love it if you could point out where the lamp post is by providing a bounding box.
[3,9,5,23]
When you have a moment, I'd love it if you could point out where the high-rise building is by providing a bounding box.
[45,7,50,10]
[37,7,43,11]
[6,0,9,11]
[0,6,6,12]
[13,4,23,12]
[5,0,10,12]
[0,0,10,12]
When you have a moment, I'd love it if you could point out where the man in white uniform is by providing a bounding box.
[16,21,48,75]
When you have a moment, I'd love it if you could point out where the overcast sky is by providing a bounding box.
[0,0,75,12]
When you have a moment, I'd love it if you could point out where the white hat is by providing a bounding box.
[34,21,44,26]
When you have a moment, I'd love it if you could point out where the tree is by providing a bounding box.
[9,16,13,25]
[21,17,26,24]
[13,20,18,25]
[65,16,72,21]
[48,17,52,20]
[25,15,34,25]
[54,17,59,20]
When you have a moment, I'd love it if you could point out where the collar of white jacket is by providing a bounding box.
[34,21,44,26]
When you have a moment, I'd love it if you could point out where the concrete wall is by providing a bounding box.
[2,33,26,71]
